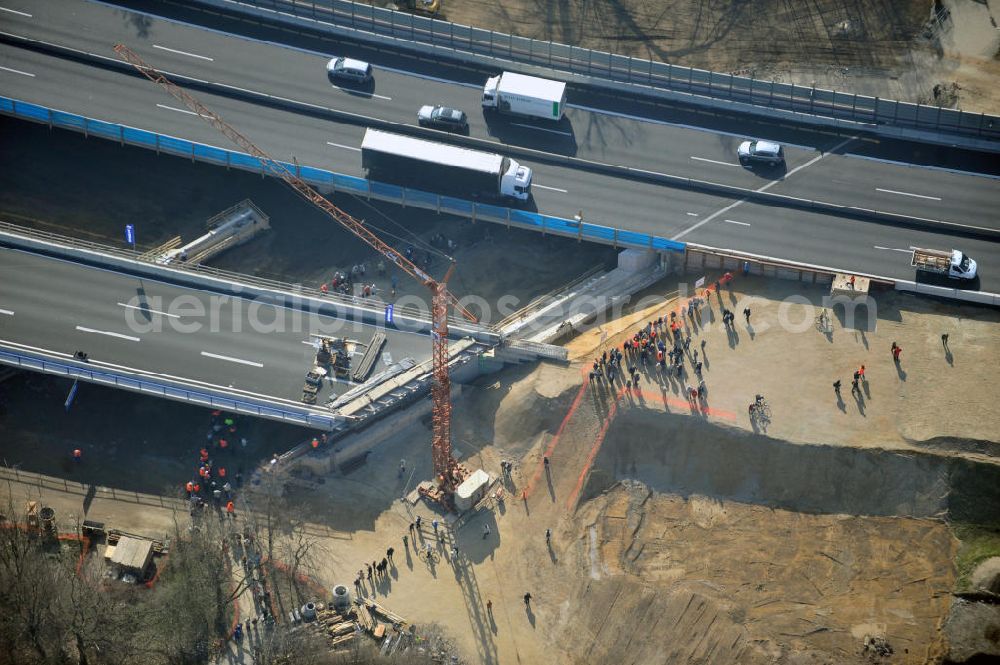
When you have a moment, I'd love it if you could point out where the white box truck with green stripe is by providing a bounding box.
[482,72,566,121]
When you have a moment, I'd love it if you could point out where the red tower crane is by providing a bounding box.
[113,44,473,500]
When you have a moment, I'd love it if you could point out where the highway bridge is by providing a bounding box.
[0,220,513,428]
[1,0,998,292]
[1,0,999,416]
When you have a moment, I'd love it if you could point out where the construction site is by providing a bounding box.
[1,11,1000,665]
[3,117,1000,663]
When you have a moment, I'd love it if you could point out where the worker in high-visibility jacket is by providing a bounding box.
[185,481,194,496]
[226,500,235,518]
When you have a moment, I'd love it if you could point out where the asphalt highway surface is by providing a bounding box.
[0,247,430,404]
[0,0,998,291]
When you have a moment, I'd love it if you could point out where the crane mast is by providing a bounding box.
[113,43,472,500]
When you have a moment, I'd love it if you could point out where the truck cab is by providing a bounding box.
[500,159,532,201]
[482,75,501,109]
[949,251,978,280]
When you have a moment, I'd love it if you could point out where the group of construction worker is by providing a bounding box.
[589,274,734,401]
[319,264,380,299]
[184,410,242,518]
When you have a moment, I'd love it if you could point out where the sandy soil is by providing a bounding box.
[564,482,956,664]
[386,0,1000,114]
[3,235,1000,662]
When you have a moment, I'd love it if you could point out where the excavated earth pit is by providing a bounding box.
[551,407,1000,664]
[584,408,1000,524]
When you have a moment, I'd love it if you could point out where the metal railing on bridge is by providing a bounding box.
[0,95,686,261]
[0,346,338,429]
[197,0,1000,144]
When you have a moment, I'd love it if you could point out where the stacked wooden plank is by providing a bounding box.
[352,332,386,383]
[364,598,408,627]
[354,602,376,632]
[312,608,357,650]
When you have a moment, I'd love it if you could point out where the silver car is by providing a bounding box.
[417,105,469,132]
[738,140,784,166]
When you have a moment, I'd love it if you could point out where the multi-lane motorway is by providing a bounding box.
[0,246,428,403]
[1,0,998,290]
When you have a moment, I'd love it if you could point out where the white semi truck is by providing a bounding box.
[910,248,978,281]
[360,129,532,201]
[481,72,566,121]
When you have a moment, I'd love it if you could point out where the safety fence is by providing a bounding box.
[202,0,1000,143]
[0,465,188,513]
[0,347,339,429]
[0,95,686,257]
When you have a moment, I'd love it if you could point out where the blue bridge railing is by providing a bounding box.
[0,95,686,254]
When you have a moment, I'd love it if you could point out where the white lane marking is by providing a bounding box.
[3,248,451,342]
[75,325,140,342]
[875,187,942,201]
[329,85,391,101]
[686,212,699,217]
[118,302,181,318]
[760,137,855,191]
[201,351,263,367]
[509,123,573,137]
[0,65,34,77]
[874,245,916,253]
[690,156,738,167]
[327,141,361,152]
[156,103,199,116]
[844,152,1000,181]
[723,219,750,226]
[0,338,73,358]
[533,184,568,193]
[68,353,323,408]
[673,136,856,241]
[0,6,31,17]
[0,308,14,315]
[153,44,214,61]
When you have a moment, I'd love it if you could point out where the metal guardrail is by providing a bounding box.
[0,95,687,258]
[205,0,1000,144]
[0,347,338,428]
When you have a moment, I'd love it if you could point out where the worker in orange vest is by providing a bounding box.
[73,448,82,463]
[311,438,319,449]
[226,501,235,517]
[185,481,194,496]
[192,483,201,494]
[219,438,228,451]
[218,467,226,478]
[200,448,209,462]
